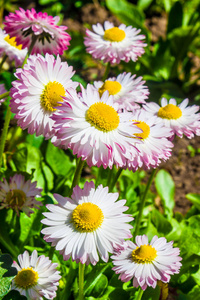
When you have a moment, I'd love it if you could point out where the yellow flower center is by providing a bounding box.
[132,245,157,264]
[104,27,126,42]
[6,189,26,208]
[133,120,150,140]
[157,104,182,120]
[40,81,66,112]
[99,81,122,97]
[14,267,39,289]
[72,202,104,232]
[4,35,23,50]
[86,102,120,132]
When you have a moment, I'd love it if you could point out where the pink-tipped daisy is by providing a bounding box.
[0,83,7,105]
[0,28,27,67]
[12,250,61,299]
[0,174,42,216]
[10,53,78,139]
[111,235,182,290]
[84,21,146,64]
[93,72,149,111]
[51,83,143,169]
[144,98,200,139]
[4,7,71,55]
[124,109,174,171]
[41,181,133,265]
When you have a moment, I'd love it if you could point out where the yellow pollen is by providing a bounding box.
[72,202,104,232]
[104,27,126,42]
[14,267,39,289]
[6,189,26,208]
[86,102,120,132]
[4,35,22,50]
[133,120,150,140]
[132,245,157,264]
[40,81,66,112]
[157,104,182,120]
[99,81,122,97]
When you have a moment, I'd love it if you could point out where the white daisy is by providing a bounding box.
[12,250,61,299]
[41,181,133,265]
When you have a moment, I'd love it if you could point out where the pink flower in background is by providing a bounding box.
[12,250,61,299]
[4,7,71,55]
[144,98,200,139]
[93,72,149,111]
[124,109,174,171]
[0,83,7,105]
[112,235,182,290]
[84,21,146,64]
[51,83,142,169]
[10,53,78,139]
[41,181,133,265]
[0,29,27,67]
[0,174,42,216]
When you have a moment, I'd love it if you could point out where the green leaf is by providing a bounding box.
[3,290,26,299]
[109,288,129,300]
[89,274,108,298]
[142,285,160,300]
[0,254,16,298]
[167,1,183,34]
[186,193,200,210]
[155,169,175,217]
[137,0,153,11]
[151,209,172,235]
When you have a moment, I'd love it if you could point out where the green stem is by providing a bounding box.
[79,263,85,300]
[0,91,9,100]
[0,54,8,72]
[70,158,85,196]
[0,105,11,170]
[133,169,157,239]
[136,288,144,300]
[109,168,123,192]
[21,35,38,67]
[106,167,114,187]
[102,62,110,81]
[0,234,18,260]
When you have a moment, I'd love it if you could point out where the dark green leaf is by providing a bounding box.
[167,1,183,34]
[3,290,27,300]
[186,193,200,210]
[151,209,172,234]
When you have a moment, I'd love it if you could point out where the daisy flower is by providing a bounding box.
[93,72,149,111]
[10,53,78,139]
[124,109,174,171]
[0,83,7,105]
[51,83,143,169]
[4,7,71,55]
[144,98,200,139]
[12,250,61,299]
[84,21,146,64]
[41,181,133,265]
[0,174,42,216]
[0,29,27,67]
[111,235,182,290]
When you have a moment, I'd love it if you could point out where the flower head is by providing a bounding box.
[144,98,200,139]
[112,235,182,290]
[0,174,42,216]
[124,109,174,171]
[51,84,142,169]
[12,250,61,299]
[41,181,133,265]
[4,7,71,55]
[10,53,78,139]
[0,28,27,67]
[84,21,146,64]
[0,83,7,105]
[94,72,149,111]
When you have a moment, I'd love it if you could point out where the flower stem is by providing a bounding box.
[70,157,85,196]
[79,263,85,300]
[133,169,157,239]
[0,54,8,72]
[109,168,123,192]
[0,105,11,170]
[21,35,38,67]
[102,62,110,81]
[136,288,144,300]
[0,91,9,100]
